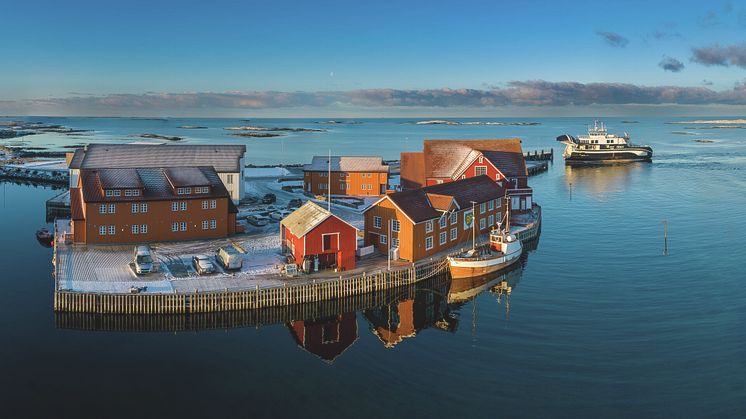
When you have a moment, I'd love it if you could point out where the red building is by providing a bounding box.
[288,312,358,363]
[280,201,358,271]
[400,139,533,213]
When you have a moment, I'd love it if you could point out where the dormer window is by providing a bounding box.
[195,186,209,194]
[105,190,121,197]
[177,187,192,195]
[124,189,141,197]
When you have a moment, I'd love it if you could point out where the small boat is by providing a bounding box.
[36,227,54,247]
[447,200,523,279]
[556,120,653,164]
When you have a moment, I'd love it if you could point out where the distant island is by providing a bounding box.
[316,120,363,125]
[139,133,183,141]
[177,125,208,129]
[413,120,540,126]
[669,119,746,124]
[224,126,326,133]
[229,132,285,138]
[0,121,92,138]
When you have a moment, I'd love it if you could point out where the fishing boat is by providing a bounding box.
[447,201,523,279]
[556,121,653,164]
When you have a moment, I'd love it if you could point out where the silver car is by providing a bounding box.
[192,255,215,275]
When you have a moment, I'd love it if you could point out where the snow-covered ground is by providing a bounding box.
[244,167,291,178]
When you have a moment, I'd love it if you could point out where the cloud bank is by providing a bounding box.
[5,81,746,114]
[691,43,746,68]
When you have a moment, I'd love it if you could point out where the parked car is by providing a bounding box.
[192,255,215,275]
[216,245,243,270]
[132,245,154,274]
[246,214,270,227]
[261,193,276,204]
[287,198,303,208]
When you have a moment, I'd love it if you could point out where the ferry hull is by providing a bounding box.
[564,147,652,164]
[448,249,522,279]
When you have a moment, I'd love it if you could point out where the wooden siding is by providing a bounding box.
[304,171,388,196]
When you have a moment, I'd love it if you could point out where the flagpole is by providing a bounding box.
[327,149,331,212]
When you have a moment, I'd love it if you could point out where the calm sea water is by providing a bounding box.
[1,117,745,418]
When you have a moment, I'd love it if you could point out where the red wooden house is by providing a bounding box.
[280,201,358,271]
[400,139,534,213]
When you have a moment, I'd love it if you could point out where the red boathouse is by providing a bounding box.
[280,201,358,272]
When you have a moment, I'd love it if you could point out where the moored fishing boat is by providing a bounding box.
[447,201,523,279]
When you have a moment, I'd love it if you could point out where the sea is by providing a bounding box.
[1,116,745,418]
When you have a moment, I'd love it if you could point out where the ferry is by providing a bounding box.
[447,202,523,279]
[556,121,653,164]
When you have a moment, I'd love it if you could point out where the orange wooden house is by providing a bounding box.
[70,166,238,244]
[303,156,389,196]
[400,139,533,212]
[363,175,506,262]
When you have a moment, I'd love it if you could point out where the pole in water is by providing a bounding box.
[662,220,668,256]
[569,182,572,201]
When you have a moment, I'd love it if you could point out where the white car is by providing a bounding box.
[192,255,215,275]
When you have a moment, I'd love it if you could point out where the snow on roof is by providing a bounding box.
[304,156,389,173]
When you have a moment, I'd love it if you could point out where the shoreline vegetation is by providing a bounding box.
[177,125,208,129]
[139,133,183,141]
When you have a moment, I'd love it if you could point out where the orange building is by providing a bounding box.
[70,166,237,244]
[400,139,533,213]
[363,175,506,262]
[303,156,389,196]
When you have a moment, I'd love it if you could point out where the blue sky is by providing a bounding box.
[3,0,746,116]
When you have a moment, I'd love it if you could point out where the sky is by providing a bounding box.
[2,0,746,116]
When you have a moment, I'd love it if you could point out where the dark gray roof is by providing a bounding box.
[69,144,246,172]
[96,168,144,189]
[164,167,210,187]
[304,156,388,173]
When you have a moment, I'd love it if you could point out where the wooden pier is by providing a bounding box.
[524,148,553,161]
[53,251,451,314]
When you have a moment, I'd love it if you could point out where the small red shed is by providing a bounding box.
[280,201,358,272]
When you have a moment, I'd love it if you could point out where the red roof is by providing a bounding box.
[422,139,528,178]
[400,152,426,190]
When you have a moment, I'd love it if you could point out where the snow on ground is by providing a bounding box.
[244,167,291,178]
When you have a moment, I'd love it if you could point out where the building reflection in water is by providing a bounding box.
[564,163,645,197]
[288,313,358,364]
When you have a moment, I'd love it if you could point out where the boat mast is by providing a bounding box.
[505,193,511,233]
[327,149,331,212]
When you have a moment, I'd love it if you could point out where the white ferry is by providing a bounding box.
[556,121,653,164]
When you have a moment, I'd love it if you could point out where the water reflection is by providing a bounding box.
[564,163,646,197]
[288,313,358,364]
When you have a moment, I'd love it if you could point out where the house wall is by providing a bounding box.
[81,197,233,244]
[218,170,242,203]
[304,171,388,196]
[284,216,357,271]
[364,197,506,262]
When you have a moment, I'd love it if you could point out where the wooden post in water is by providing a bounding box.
[662,220,668,256]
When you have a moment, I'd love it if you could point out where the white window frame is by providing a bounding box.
[171,222,178,232]
[391,237,399,248]
[380,234,387,244]
[108,204,116,214]
[391,219,400,233]
[439,231,447,245]
[180,222,187,232]
[373,216,382,229]
[108,225,115,235]
[475,165,487,176]
[450,227,457,241]
[480,202,486,214]
[171,202,178,212]
[131,225,139,234]
[425,220,433,233]
[210,219,216,230]
[180,202,187,211]
[425,236,433,250]
[488,215,494,226]
[439,216,447,229]
[202,200,209,210]
[99,204,107,214]
[488,200,494,211]
[480,218,486,230]
[140,203,147,213]
[210,200,216,209]
[450,212,458,225]
[140,224,148,234]
[202,220,209,230]
[99,226,106,235]
[131,203,139,213]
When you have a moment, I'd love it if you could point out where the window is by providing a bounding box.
[108,204,116,214]
[380,234,387,244]
[210,200,216,209]
[171,202,178,212]
[177,187,192,195]
[131,204,139,213]
[496,212,502,225]
[195,186,209,194]
[210,220,216,229]
[479,218,486,230]
[488,200,494,211]
[125,189,140,197]
[202,220,209,230]
[511,196,520,210]
[451,228,457,241]
[439,231,447,245]
[425,236,433,250]
[439,216,447,229]
[367,184,372,190]
[526,196,532,208]
[140,203,147,213]
[391,238,399,248]
[140,224,148,234]
[180,202,187,211]
[171,222,178,232]
[202,200,209,210]
[180,222,187,232]
[108,225,115,235]
[319,183,327,190]
[226,174,233,184]
[99,204,107,214]
[450,212,458,225]
[391,219,400,232]
[488,215,494,226]
[105,190,114,197]
[475,166,487,176]
[425,220,433,233]
[320,172,327,178]
[99,226,106,235]
[373,216,382,229]
[480,202,486,214]
[105,190,121,197]
[132,225,139,234]
[339,173,346,178]
[339,183,346,190]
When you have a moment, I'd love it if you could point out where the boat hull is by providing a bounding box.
[448,248,522,279]
[563,147,653,165]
